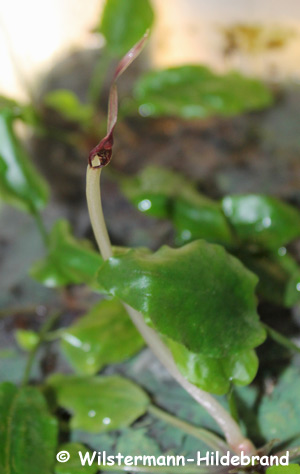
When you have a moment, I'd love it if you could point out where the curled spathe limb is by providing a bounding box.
[88,32,149,169]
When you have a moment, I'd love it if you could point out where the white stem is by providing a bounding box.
[86,167,112,260]
[86,165,255,455]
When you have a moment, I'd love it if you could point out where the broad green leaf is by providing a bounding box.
[55,443,98,474]
[222,195,300,250]
[61,299,144,374]
[121,166,232,245]
[259,367,300,446]
[44,90,93,126]
[267,466,300,474]
[98,0,154,56]
[0,382,58,474]
[122,167,300,306]
[0,109,49,213]
[132,65,272,119]
[30,220,103,288]
[238,250,300,307]
[48,374,149,432]
[15,329,39,351]
[97,240,266,356]
[168,339,258,395]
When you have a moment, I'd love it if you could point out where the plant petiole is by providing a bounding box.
[148,404,230,454]
[263,323,300,354]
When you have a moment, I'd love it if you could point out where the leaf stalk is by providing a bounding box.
[148,404,230,454]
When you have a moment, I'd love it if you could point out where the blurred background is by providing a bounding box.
[1,0,300,101]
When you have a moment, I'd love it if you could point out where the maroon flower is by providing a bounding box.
[88,31,149,169]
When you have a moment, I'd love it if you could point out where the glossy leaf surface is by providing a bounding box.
[61,299,144,374]
[173,198,232,246]
[98,240,266,356]
[55,443,98,474]
[98,0,154,56]
[0,109,49,213]
[0,383,57,474]
[121,166,233,244]
[30,220,103,288]
[168,339,258,395]
[15,329,39,351]
[121,165,191,218]
[222,195,300,250]
[122,167,300,307]
[48,374,149,432]
[45,90,93,125]
[133,65,272,119]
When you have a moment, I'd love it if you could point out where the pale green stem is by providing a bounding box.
[86,167,112,260]
[148,404,229,454]
[86,165,255,455]
[263,323,300,354]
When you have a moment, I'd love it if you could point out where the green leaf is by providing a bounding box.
[267,466,300,474]
[238,250,300,307]
[259,367,300,446]
[0,382,58,474]
[173,198,232,246]
[132,65,272,119]
[97,240,266,356]
[222,195,300,250]
[168,339,258,395]
[121,165,190,218]
[121,166,233,244]
[48,374,149,432]
[55,443,98,474]
[15,329,39,351]
[0,109,49,213]
[44,90,93,126]
[122,167,300,306]
[30,220,103,289]
[61,299,144,374]
[98,0,154,57]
